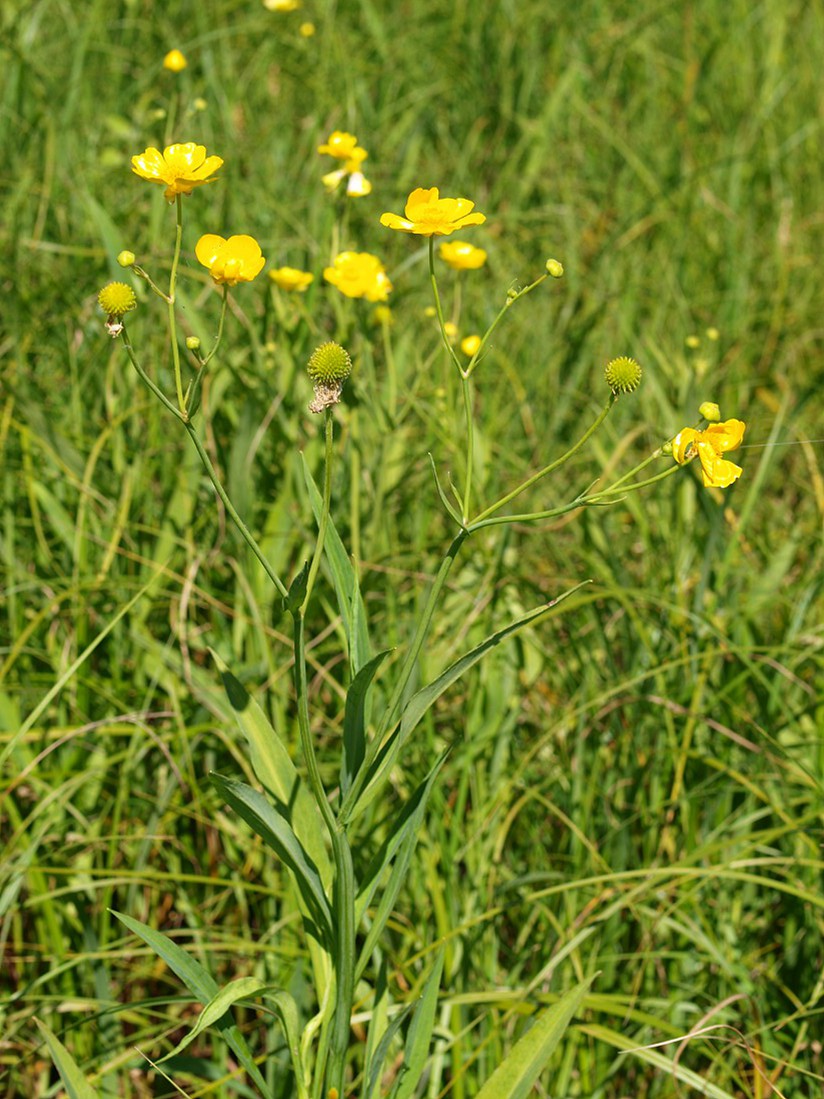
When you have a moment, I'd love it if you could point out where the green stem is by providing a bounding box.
[183,422,289,599]
[121,326,185,422]
[428,237,464,376]
[585,460,681,500]
[168,194,186,414]
[464,273,547,379]
[471,395,616,524]
[302,409,334,613]
[460,373,475,522]
[186,287,229,416]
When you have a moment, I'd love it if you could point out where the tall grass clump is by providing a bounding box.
[2,0,822,1097]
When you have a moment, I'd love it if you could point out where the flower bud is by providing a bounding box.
[698,401,720,422]
[186,336,201,351]
[117,250,136,268]
[506,288,518,302]
[545,258,564,278]
[604,355,642,395]
[685,334,700,349]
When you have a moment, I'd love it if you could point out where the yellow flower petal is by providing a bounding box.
[131,142,223,200]
[195,233,226,268]
[323,251,392,302]
[269,266,314,292]
[671,419,746,488]
[196,234,265,286]
[381,186,486,237]
[440,240,487,270]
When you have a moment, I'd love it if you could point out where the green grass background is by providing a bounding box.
[2,0,823,1095]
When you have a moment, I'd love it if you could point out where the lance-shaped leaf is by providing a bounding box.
[365,1001,415,1099]
[211,773,333,948]
[302,457,371,675]
[356,751,449,980]
[35,1019,98,1099]
[161,978,307,1099]
[211,650,332,892]
[390,949,445,1099]
[342,649,391,799]
[475,976,594,1099]
[350,597,566,820]
[110,910,272,1098]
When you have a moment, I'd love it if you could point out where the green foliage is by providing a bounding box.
[2,0,823,1096]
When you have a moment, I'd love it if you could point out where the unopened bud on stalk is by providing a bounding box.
[186,336,201,351]
[698,401,721,422]
[604,355,642,395]
[545,258,564,278]
[117,250,136,268]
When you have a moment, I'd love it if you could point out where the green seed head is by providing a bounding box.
[98,282,136,317]
[605,355,642,395]
[307,341,352,385]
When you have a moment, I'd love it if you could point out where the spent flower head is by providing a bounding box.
[380,187,486,237]
[672,419,746,488]
[163,49,187,73]
[269,266,314,292]
[440,240,487,270]
[323,251,392,302]
[196,234,266,285]
[131,142,223,201]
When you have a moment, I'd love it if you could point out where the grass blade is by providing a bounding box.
[475,976,594,1099]
[34,1018,98,1099]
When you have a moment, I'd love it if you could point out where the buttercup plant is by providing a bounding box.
[91,136,747,1099]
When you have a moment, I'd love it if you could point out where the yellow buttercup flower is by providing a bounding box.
[131,143,223,201]
[269,266,314,292]
[318,133,371,196]
[672,418,746,488]
[163,49,187,73]
[299,21,315,36]
[323,251,392,302]
[264,0,300,10]
[317,131,365,161]
[196,234,266,286]
[440,240,487,270]
[460,334,482,356]
[380,187,486,237]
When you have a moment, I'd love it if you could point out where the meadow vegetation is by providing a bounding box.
[2,0,823,1095]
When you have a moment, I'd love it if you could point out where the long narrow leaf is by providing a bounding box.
[302,457,371,673]
[365,1002,415,1099]
[34,1019,98,1099]
[211,650,332,891]
[110,911,272,1098]
[211,773,333,947]
[161,978,307,1099]
[356,751,449,979]
[342,649,391,798]
[352,595,571,819]
[475,977,594,1099]
[391,950,445,1099]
